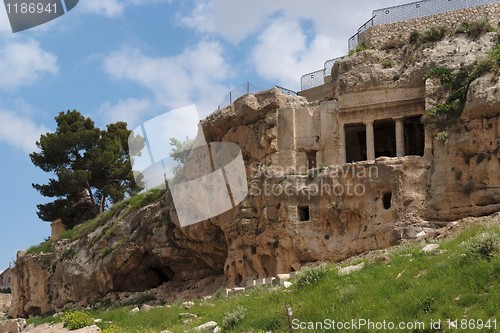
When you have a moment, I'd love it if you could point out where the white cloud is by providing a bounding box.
[0,40,58,90]
[180,0,410,43]
[99,98,152,128]
[0,109,48,153]
[179,0,411,89]
[103,40,231,118]
[251,17,339,90]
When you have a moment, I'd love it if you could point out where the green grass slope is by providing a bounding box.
[27,216,499,333]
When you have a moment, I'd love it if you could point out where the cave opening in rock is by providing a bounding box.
[113,265,174,292]
[404,116,425,156]
[383,192,392,209]
[298,206,310,222]
[307,150,318,169]
[374,119,396,158]
[345,123,367,162]
[236,274,243,286]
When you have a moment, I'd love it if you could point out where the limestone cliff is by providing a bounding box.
[9,29,500,318]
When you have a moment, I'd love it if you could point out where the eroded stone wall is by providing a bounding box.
[360,2,500,50]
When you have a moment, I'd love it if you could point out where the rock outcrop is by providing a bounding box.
[9,29,500,318]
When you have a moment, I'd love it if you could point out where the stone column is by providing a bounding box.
[277,108,296,173]
[364,120,375,161]
[424,126,433,158]
[338,122,346,164]
[394,116,405,157]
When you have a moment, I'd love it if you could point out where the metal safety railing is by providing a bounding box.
[301,0,499,91]
[301,57,342,91]
[217,82,296,110]
[349,0,499,51]
[348,17,375,52]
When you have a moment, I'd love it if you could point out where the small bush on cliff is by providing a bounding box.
[409,30,420,44]
[436,131,449,143]
[348,42,370,56]
[455,20,493,39]
[26,240,53,254]
[422,25,448,43]
[423,46,499,119]
[491,44,500,65]
[381,58,394,68]
[61,311,93,330]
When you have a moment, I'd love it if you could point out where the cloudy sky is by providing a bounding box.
[0,0,408,270]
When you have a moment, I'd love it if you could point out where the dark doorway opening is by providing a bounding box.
[374,119,396,158]
[345,123,367,162]
[383,192,392,209]
[307,151,317,169]
[297,206,310,222]
[404,116,425,156]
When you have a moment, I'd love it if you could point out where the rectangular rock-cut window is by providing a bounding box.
[297,206,310,222]
[404,116,425,157]
[345,123,367,162]
[307,151,317,170]
[374,119,396,158]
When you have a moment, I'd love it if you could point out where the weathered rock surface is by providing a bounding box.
[0,294,11,318]
[9,29,500,318]
[0,318,26,333]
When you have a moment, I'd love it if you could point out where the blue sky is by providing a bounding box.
[0,0,407,270]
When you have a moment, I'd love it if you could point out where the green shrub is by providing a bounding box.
[59,248,76,262]
[436,131,449,142]
[462,232,500,261]
[100,239,125,257]
[61,311,93,330]
[424,53,499,119]
[222,305,247,329]
[456,20,493,39]
[422,25,448,43]
[381,58,394,68]
[423,67,453,84]
[294,266,328,289]
[348,42,369,56]
[409,30,420,44]
[26,240,53,254]
[490,44,500,65]
[425,185,434,199]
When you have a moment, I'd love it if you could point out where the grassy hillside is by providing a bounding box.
[27,217,499,333]
[25,189,166,255]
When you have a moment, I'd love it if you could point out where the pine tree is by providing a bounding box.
[30,110,140,228]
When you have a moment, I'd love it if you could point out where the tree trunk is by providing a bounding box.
[100,193,106,213]
[85,181,96,206]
